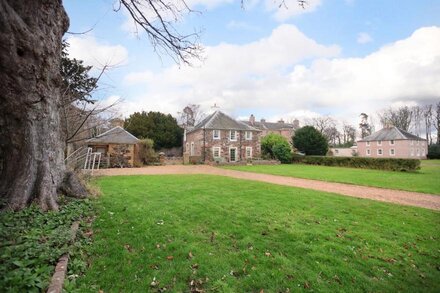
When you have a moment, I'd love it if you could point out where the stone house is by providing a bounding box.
[184,111,261,163]
[357,126,428,159]
[242,114,300,143]
[86,126,140,167]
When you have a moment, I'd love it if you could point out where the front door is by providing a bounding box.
[229,147,237,162]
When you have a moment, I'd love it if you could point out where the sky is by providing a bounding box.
[63,0,440,128]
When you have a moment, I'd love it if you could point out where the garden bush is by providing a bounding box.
[272,141,292,163]
[138,138,158,165]
[293,156,421,171]
[427,144,440,159]
[261,133,289,159]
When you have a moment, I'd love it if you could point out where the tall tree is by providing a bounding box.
[359,113,372,139]
[177,104,206,128]
[434,101,440,144]
[342,123,356,146]
[378,106,413,131]
[0,0,86,211]
[124,111,183,150]
[293,126,329,156]
[423,104,433,144]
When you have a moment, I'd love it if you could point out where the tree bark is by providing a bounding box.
[0,0,83,211]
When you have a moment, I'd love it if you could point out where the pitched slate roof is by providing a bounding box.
[86,126,139,144]
[242,120,297,131]
[358,126,426,142]
[188,111,259,133]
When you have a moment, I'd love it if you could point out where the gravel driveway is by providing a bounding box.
[92,165,440,211]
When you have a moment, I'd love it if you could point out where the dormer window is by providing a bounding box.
[390,140,394,145]
[245,131,252,140]
[377,140,382,146]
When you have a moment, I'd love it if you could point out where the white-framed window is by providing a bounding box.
[410,148,414,156]
[212,147,221,158]
[390,149,395,156]
[377,140,382,146]
[366,149,371,156]
[190,142,195,156]
[335,149,339,154]
[377,149,383,155]
[422,148,425,156]
[229,147,237,162]
[186,143,189,153]
[410,140,414,145]
[213,130,220,140]
[229,130,237,141]
[416,140,420,145]
[390,140,395,145]
[416,149,420,156]
[245,131,252,140]
[245,147,252,158]
[366,141,370,146]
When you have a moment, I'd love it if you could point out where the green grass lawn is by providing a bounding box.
[223,160,440,195]
[76,175,440,292]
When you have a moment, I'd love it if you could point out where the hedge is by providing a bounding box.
[292,155,421,171]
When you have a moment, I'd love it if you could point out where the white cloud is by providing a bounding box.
[266,0,322,22]
[120,26,440,129]
[66,35,128,68]
[357,32,373,44]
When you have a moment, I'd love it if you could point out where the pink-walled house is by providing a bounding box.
[183,111,261,163]
[357,126,428,159]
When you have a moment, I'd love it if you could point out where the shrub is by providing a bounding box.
[427,144,440,159]
[138,138,158,165]
[261,133,290,159]
[293,126,328,156]
[297,156,420,171]
[272,141,292,163]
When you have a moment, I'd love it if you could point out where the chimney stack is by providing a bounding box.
[277,118,284,124]
[249,114,255,125]
[260,118,266,123]
[293,119,300,129]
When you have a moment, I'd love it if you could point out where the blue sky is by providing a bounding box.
[64,0,440,126]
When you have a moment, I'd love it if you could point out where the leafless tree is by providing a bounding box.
[177,104,206,128]
[342,123,356,145]
[423,104,433,144]
[378,106,413,131]
[434,101,440,144]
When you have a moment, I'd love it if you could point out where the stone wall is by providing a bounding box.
[184,129,261,163]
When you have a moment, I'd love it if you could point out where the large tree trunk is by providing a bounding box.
[0,0,86,211]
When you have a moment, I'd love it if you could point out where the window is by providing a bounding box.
[212,147,221,158]
[416,149,420,156]
[416,140,420,145]
[377,140,382,146]
[390,149,395,156]
[366,149,371,156]
[410,148,414,156]
[190,142,195,156]
[410,140,414,146]
[335,149,339,154]
[213,130,220,140]
[366,141,370,146]
[390,140,395,145]
[422,148,425,156]
[377,149,383,155]
[186,143,189,153]
[246,147,252,158]
[229,147,237,162]
[245,131,252,140]
[229,130,237,141]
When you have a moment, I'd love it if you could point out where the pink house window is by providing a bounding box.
[390,149,395,156]
[390,140,395,145]
[377,149,383,155]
